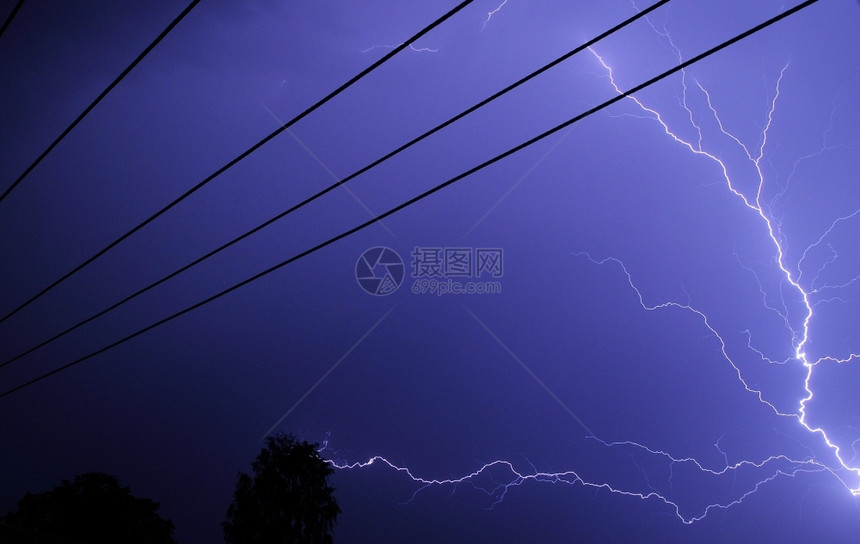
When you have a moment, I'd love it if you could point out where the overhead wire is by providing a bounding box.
[0,0,670,370]
[0,0,202,203]
[0,0,475,324]
[0,0,820,399]
[0,0,25,41]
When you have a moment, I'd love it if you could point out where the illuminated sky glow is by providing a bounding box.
[1,1,858,542]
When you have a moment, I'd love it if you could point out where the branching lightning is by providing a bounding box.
[360,43,439,54]
[326,4,860,522]
[481,0,509,32]
[325,445,833,523]
[583,16,860,494]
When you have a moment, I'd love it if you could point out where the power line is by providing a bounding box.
[0,0,475,324]
[0,0,202,203]
[0,0,670,370]
[0,0,25,41]
[0,0,819,399]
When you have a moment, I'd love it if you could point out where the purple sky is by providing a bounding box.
[2,1,859,542]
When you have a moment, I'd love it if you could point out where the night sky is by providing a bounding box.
[2,1,859,542]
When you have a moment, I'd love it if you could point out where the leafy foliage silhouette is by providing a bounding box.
[224,433,341,544]
[1,472,176,544]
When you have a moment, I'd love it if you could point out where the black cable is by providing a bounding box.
[0,0,819,399]
[0,0,202,203]
[0,0,669,369]
[0,0,475,324]
[0,0,25,41]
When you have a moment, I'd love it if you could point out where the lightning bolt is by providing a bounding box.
[324,443,835,523]
[360,43,439,54]
[585,28,860,493]
[481,0,509,32]
[322,4,860,523]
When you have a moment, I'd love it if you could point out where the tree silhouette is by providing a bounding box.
[223,433,341,544]
[1,472,176,544]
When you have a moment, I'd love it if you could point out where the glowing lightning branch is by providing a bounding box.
[585,26,860,496]
[481,0,509,32]
[361,43,439,54]
[326,5,860,523]
[324,447,833,523]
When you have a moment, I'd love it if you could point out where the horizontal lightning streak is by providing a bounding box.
[325,449,830,523]
[361,43,439,54]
